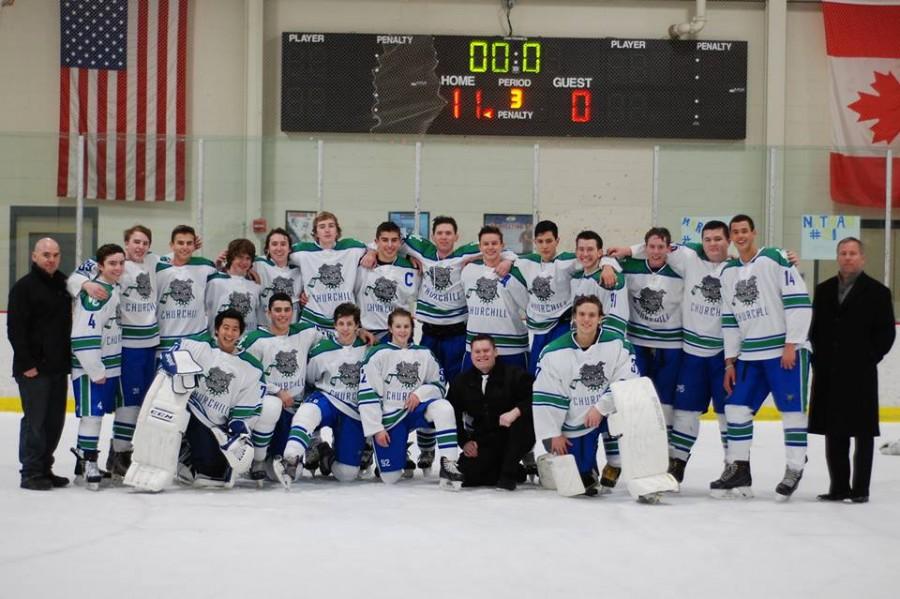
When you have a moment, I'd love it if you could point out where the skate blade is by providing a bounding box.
[86,480,101,491]
[774,491,794,503]
[402,469,415,480]
[710,487,753,500]
[597,486,613,496]
[439,478,462,491]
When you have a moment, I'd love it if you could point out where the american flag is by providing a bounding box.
[58,0,188,202]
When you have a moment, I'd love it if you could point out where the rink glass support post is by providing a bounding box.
[414,141,422,237]
[533,143,541,224]
[76,134,85,265]
[197,138,205,243]
[317,139,324,212]
[886,149,893,288]
[651,145,659,227]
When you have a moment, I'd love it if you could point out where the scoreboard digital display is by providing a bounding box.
[281,33,747,139]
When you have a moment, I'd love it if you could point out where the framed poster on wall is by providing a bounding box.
[388,211,430,240]
[285,210,316,244]
[484,213,533,254]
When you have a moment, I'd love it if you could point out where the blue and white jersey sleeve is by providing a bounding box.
[532,351,571,442]
[780,256,812,346]
[358,349,388,437]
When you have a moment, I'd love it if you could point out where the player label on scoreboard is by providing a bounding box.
[801,214,860,260]
[281,33,747,139]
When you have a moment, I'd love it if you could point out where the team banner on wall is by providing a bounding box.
[679,216,731,244]
[800,214,861,259]
[823,0,900,207]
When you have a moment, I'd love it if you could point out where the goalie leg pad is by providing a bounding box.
[124,373,191,492]
[547,454,586,497]
[608,377,679,501]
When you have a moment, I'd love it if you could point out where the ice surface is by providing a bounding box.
[2,414,898,598]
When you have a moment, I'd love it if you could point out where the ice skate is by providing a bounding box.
[417,448,435,473]
[523,451,538,483]
[879,438,900,455]
[83,451,102,491]
[403,443,416,479]
[303,441,322,475]
[359,441,374,475]
[273,455,300,491]
[668,457,687,486]
[317,442,335,477]
[249,459,267,488]
[581,469,600,497]
[439,457,463,491]
[774,466,804,502]
[598,464,621,495]
[105,442,133,482]
[709,460,753,499]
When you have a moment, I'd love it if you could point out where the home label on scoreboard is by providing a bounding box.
[281,33,747,139]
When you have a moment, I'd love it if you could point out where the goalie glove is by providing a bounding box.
[159,349,203,394]
[211,421,254,475]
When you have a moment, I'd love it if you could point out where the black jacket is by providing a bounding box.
[7,263,73,377]
[447,361,534,447]
[809,271,895,437]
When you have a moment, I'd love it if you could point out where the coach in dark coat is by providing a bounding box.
[809,237,895,503]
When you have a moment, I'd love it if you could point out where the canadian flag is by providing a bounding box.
[824,0,900,207]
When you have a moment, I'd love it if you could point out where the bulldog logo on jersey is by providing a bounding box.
[204,367,235,396]
[385,361,420,388]
[570,361,608,391]
[270,349,299,377]
[330,362,362,388]
[226,291,253,316]
[123,272,153,299]
[161,278,194,305]
[270,276,295,297]
[468,277,499,303]
[635,287,666,316]
[428,266,453,291]
[366,277,398,303]
[692,275,722,304]
[733,276,759,306]
[530,275,555,301]
[308,264,344,289]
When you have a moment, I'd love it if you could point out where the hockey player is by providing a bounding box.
[237,293,323,478]
[173,309,280,487]
[275,303,370,487]
[156,225,217,351]
[206,238,261,334]
[70,244,125,490]
[569,230,629,339]
[68,225,161,477]
[355,221,421,341]
[357,308,464,489]
[532,295,639,496]
[712,214,812,500]
[290,211,368,330]
[460,226,530,371]
[618,227,684,435]
[254,228,303,329]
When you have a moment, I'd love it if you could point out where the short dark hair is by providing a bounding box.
[387,307,414,328]
[267,292,293,310]
[225,238,257,269]
[478,225,503,242]
[573,294,604,315]
[96,243,125,266]
[470,334,496,349]
[729,214,755,231]
[124,225,152,244]
[170,225,196,244]
[333,302,361,326]
[701,220,730,239]
[575,230,603,250]
[264,228,292,257]
[837,236,864,254]
[432,215,458,234]
[644,227,672,245]
[215,308,245,334]
[376,221,402,238]
[534,220,558,239]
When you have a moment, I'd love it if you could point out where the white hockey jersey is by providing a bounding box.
[253,257,303,327]
[620,258,684,349]
[174,333,267,430]
[720,247,812,361]
[290,238,367,329]
[569,268,630,340]
[306,337,369,420]
[631,243,726,357]
[156,257,217,350]
[69,255,160,348]
[238,322,324,409]
[460,261,529,356]
[357,342,446,436]
[71,282,123,382]
[355,256,421,334]
[515,252,580,332]
[205,272,261,334]
[532,329,638,441]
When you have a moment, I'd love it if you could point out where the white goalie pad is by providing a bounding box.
[880,438,900,456]
[537,454,586,497]
[124,372,192,492]
[607,377,679,500]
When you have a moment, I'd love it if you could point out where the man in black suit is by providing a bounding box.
[809,237,895,503]
[447,334,535,490]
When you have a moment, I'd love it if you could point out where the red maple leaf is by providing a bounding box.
[848,71,900,145]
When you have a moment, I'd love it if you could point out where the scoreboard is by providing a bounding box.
[281,33,747,139]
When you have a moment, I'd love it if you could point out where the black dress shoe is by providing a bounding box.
[496,478,517,491]
[817,492,850,501]
[46,472,70,488]
[20,476,53,491]
[848,495,869,504]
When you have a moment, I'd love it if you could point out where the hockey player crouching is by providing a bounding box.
[171,309,281,487]
[533,295,639,496]
[358,308,464,489]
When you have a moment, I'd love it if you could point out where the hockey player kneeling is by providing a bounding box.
[358,308,464,490]
[126,309,279,490]
[533,296,676,502]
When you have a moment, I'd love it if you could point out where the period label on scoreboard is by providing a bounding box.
[281,33,747,139]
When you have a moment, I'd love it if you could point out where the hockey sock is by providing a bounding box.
[251,396,282,461]
[77,416,103,453]
[112,406,139,452]
[669,409,701,461]
[716,413,729,455]
[782,411,808,470]
[660,403,674,445]
[424,400,459,461]
[725,405,754,463]
[601,431,621,468]
[416,429,436,452]
[284,403,322,460]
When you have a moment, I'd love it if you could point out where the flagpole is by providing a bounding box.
[886,149,893,288]
[75,134,85,265]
